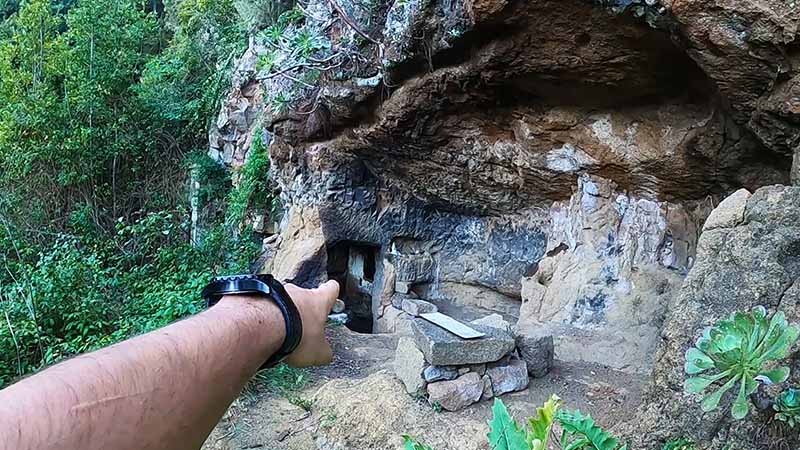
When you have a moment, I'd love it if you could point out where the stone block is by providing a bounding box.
[487,356,529,396]
[470,314,511,332]
[423,365,459,383]
[480,374,494,401]
[412,319,515,366]
[401,298,438,317]
[515,327,554,378]
[426,372,483,411]
[394,337,426,394]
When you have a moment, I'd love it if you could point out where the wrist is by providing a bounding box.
[213,295,286,366]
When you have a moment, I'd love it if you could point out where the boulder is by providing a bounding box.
[514,326,554,378]
[412,319,515,366]
[701,188,751,231]
[394,337,427,394]
[470,314,511,332]
[268,207,327,285]
[486,356,529,396]
[622,186,800,449]
[427,372,484,411]
[423,365,459,383]
[401,298,438,317]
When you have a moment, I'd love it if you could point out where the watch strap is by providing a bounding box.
[201,274,303,370]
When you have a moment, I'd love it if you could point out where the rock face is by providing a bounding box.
[621,186,800,450]
[205,0,798,408]
[517,175,709,372]
[412,319,516,366]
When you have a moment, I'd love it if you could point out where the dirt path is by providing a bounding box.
[203,326,646,450]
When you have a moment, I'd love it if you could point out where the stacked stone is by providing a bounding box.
[394,313,553,411]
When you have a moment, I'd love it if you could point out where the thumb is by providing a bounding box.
[313,280,340,310]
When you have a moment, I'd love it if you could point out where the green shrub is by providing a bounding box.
[684,306,799,419]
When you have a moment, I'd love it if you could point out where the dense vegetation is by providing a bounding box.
[0,0,274,387]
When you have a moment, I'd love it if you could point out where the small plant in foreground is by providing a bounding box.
[405,395,597,450]
[662,438,696,450]
[684,306,800,419]
[556,409,627,450]
[774,388,800,428]
[403,435,435,450]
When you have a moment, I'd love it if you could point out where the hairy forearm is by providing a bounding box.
[0,296,284,450]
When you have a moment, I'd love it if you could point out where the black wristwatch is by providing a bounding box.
[201,274,303,370]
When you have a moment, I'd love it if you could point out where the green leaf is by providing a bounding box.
[758,366,790,384]
[487,398,528,450]
[684,348,714,374]
[700,374,739,412]
[556,409,626,450]
[527,394,562,450]
[402,435,435,450]
[684,371,727,394]
[731,377,751,420]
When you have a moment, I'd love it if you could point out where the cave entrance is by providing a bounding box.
[327,241,379,334]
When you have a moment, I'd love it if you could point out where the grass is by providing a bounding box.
[240,363,311,404]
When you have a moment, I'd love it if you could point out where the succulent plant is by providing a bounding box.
[662,438,696,450]
[774,388,800,428]
[684,306,800,420]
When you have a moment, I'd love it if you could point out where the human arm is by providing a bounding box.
[0,280,339,450]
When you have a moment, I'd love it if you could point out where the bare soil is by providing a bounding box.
[203,326,646,450]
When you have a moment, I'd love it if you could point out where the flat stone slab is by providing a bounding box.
[412,319,515,366]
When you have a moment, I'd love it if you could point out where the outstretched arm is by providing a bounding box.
[0,280,339,450]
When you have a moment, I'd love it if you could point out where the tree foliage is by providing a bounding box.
[0,0,269,388]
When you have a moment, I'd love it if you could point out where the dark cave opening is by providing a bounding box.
[327,241,380,334]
